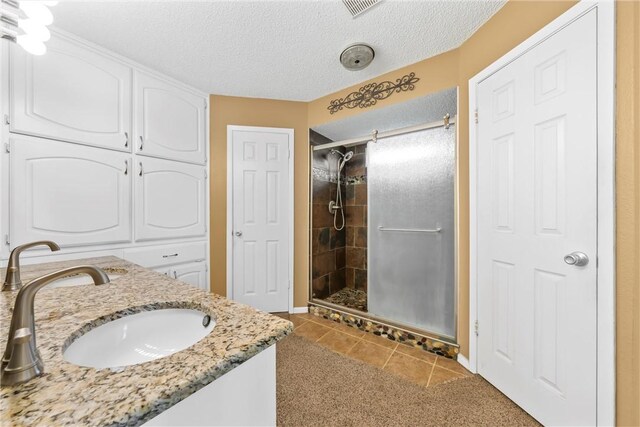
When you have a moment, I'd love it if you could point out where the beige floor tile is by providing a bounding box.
[427,365,465,386]
[307,315,339,328]
[383,352,432,386]
[287,315,309,329]
[362,333,399,350]
[290,313,316,322]
[435,357,472,376]
[293,321,332,341]
[331,322,365,338]
[316,330,360,355]
[347,340,393,368]
[395,344,438,364]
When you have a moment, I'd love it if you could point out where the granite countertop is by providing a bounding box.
[0,256,293,426]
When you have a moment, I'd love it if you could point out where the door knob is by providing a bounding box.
[235,231,243,237]
[564,252,589,267]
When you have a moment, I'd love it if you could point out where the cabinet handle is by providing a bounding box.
[124,160,128,175]
[124,132,129,148]
[139,136,144,151]
[162,253,179,258]
[139,162,143,176]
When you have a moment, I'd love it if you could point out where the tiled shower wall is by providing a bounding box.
[310,130,346,299]
[343,144,367,291]
[311,176,346,299]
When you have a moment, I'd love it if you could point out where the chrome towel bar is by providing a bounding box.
[377,226,442,233]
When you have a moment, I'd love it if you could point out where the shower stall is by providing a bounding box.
[309,117,457,342]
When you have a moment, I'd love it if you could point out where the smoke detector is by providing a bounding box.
[340,43,375,71]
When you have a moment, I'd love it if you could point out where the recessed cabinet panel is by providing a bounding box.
[10,136,132,248]
[135,157,206,241]
[135,71,206,164]
[170,262,208,291]
[10,35,132,151]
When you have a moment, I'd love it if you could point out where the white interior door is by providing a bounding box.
[476,10,597,426]
[229,126,292,313]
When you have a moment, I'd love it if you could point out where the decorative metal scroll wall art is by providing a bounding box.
[327,72,419,114]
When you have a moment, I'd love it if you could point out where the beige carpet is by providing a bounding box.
[276,334,539,427]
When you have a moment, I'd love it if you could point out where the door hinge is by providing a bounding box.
[474,109,479,124]
[4,143,9,153]
[3,114,9,125]
[474,320,479,336]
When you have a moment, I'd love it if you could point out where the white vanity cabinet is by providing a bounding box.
[9,35,132,152]
[168,262,208,291]
[134,157,207,242]
[135,71,206,165]
[9,136,132,248]
[123,243,209,291]
[1,30,209,291]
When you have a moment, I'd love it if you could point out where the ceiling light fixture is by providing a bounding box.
[1,0,56,55]
[340,43,375,71]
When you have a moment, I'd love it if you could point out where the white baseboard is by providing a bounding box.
[291,306,308,314]
[457,354,474,373]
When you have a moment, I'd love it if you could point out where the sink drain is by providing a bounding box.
[202,315,211,327]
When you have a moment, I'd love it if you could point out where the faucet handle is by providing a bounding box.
[1,328,44,387]
[2,241,61,291]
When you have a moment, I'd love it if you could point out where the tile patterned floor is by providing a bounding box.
[275,312,472,388]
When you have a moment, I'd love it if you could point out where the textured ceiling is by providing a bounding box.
[52,1,505,101]
[312,87,457,141]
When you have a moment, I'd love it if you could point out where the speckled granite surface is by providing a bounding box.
[0,256,292,426]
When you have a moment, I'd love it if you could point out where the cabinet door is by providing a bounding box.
[135,157,206,241]
[10,136,132,248]
[10,36,132,152]
[135,71,206,164]
[170,262,208,291]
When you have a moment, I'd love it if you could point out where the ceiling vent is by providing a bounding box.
[342,0,382,18]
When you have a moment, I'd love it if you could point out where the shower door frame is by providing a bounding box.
[309,116,460,345]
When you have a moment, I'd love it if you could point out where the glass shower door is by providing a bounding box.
[367,126,456,339]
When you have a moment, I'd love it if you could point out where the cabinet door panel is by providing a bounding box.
[10,36,131,151]
[172,262,208,291]
[135,157,206,241]
[10,136,132,248]
[135,71,206,164]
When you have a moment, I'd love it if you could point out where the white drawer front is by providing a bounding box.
[123,242,206,269]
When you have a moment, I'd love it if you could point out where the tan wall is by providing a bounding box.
[305,1,639,424]
[209,96,310,308]
[615,2,640,425]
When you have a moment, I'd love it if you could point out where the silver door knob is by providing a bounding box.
[564,252,589,266]
[235,231,243,237]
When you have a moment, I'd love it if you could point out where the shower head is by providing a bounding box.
[330,149,354,161]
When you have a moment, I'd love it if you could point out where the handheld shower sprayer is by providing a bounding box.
[328,149,354,231]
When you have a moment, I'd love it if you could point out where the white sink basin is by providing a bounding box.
[63,308,215,369]
[47,274,121,289]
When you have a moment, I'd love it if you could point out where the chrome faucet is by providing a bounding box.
[1,265,109,386]
[2,241,61,291]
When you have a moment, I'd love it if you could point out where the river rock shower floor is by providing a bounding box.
[324,288,368,311]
